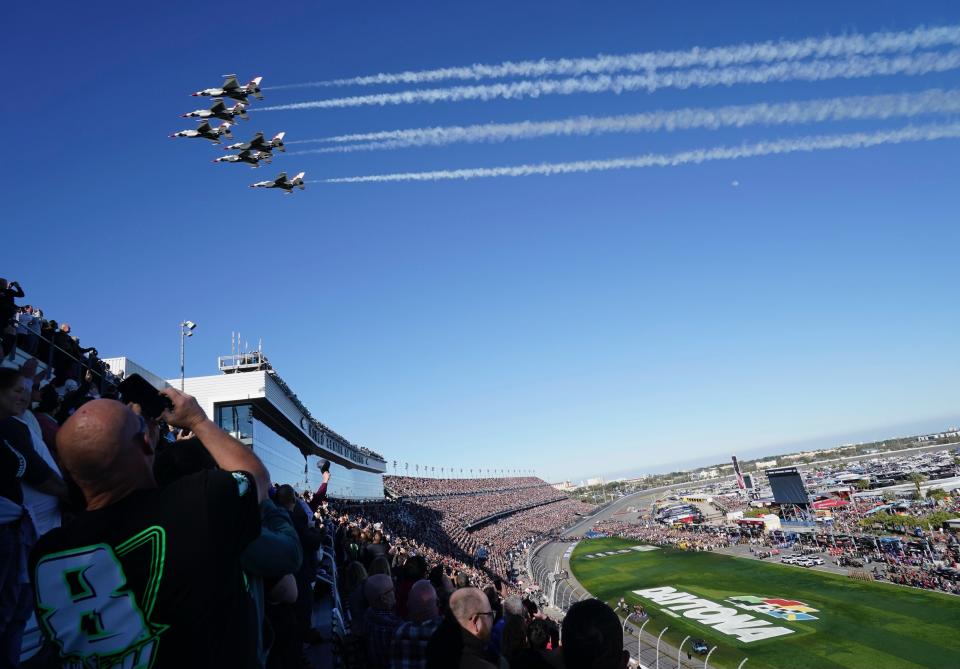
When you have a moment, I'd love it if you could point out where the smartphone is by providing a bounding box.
[118,374,173,420]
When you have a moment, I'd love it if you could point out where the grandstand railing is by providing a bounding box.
[465,496,571,531]
[3,325,121,390]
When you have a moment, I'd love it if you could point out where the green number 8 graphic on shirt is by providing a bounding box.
[35,544,153,661]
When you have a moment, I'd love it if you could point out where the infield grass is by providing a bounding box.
[570,537,960,669]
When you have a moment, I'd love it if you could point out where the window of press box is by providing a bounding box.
[216,403,254,443]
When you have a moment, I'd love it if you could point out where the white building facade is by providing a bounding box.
[106,353,386,499]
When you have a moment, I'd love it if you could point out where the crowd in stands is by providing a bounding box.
[2,278,615,667]
[331,497,630,668]
[418,484,570,527]
[331,490,593,583]
[1,278,119,395]
[384,475,544,499]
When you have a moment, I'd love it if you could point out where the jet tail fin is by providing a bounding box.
[249,76,264,99]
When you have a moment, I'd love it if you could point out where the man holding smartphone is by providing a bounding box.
[29,386,271,668]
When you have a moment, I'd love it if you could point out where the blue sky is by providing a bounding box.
[4,1,960,482]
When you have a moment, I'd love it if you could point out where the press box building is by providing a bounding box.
[103,352,386,499]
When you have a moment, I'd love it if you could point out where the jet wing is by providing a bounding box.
[209,99,226,113]
[248,132,266,149]
[195,121,212,133]
[275,172,288,186]
[221,74,240,91]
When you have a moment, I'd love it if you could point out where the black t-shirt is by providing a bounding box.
[30,469,261,668]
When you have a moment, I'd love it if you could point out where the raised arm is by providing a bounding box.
[160,387,270,502]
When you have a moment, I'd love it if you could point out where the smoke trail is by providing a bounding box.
[269,24,960,89]
[286,88,960,154]
[317,122,960,184]
[257,50,960,112]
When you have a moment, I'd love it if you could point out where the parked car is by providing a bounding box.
[806,557,824,565]
[692,639,709,654]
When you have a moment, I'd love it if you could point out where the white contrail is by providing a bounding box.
[286,88,960,154]
[316,122,960,184]
[269,24,960,89]
[257,50,960,112]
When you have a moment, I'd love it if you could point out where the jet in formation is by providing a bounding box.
[169,121,233,144]
[193,74,264,103]
[223,131,285,154]
[250,171,306,194]
[213,150,272,168]
[182,99,248,123]
[173,73,307,193]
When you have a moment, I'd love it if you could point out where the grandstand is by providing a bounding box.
[1,280,600,668]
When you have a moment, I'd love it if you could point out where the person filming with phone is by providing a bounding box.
[29,382,271,668]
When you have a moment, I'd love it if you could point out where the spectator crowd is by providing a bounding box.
[3,276,633,669]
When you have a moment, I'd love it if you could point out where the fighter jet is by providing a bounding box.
[169,121,233,144]
[213,150,272,168]
[250,171,306,194]
[193,74,263,103]
[223,131,285,154]
[181,98,248,123]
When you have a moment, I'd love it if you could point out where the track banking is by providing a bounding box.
[632,587,799,643]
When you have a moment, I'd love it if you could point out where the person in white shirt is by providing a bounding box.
[14,307,39,356]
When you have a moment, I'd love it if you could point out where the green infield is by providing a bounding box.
[570,537,960,669]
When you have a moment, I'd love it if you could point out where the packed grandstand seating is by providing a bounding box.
[384,474,544,498]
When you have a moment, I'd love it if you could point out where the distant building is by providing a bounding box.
[754,459,778,470]
[585,477,603,487]
[553,481,577,492]
[918,430,960,442]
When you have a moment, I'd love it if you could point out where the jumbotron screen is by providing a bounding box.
[766,467,809,504]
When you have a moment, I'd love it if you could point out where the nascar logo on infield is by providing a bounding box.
[726,596,820,622]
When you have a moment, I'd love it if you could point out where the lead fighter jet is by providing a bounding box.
[223,131,285,154]
[213,150,272,168]
[250,171,306,194]
[193,74,264,103]
[169,121,233,144]
[181,98,248,123]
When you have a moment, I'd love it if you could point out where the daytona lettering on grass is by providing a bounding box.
[633,587,794,643]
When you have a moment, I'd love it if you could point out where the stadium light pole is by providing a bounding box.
[703,646,717,669]
[179,320,197,391]
[655,627,669,669]
[677,635,690,669]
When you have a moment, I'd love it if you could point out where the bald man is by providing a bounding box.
[363,573,403,669]
[29,387,271,669]
[449,587,498,668]
[389,580,442,669]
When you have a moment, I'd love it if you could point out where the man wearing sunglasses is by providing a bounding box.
[450,587,498,668]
